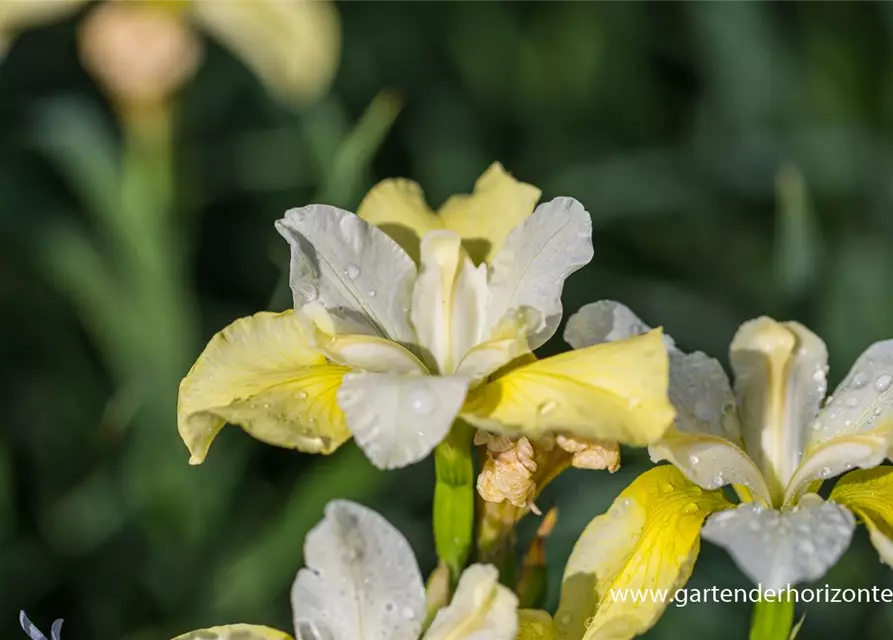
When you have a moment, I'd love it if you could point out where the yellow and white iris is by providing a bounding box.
[178,165,675,470]
[539,300,893,639]
[170,500,519,640]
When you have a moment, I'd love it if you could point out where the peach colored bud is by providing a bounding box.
[78,1,201,107]
[556,434,621,472]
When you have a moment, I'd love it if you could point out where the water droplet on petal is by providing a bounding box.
[689,454,700,465]
[852,372,869,389]
[682,502,699,515]
[410,387,436,415]
[401,606,415,620]
[367,289,377,298]
[694,399,713,422]
[345,263,360,279]
[297,391,308,400]
[298,283,319,302]
[813,368,826,382]
[660,483,674,495]
[846,396,860,408]
[875,374,892,393]
[820,466,832,478]
[538,400,558,416]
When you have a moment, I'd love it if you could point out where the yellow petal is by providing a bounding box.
[356,177,441,262]
[462,329,675,447]
[556,466,731,640]
[439,162,541,264]
[423,564,519,640]
[171,625,294,640]
[516,609,556,639]
[830,466,893,567]
[190,0,340,104]
[178,310,350,464]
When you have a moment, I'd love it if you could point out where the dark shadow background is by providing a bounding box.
[2,2,893,638]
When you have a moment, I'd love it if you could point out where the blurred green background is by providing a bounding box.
[3,1,893,638]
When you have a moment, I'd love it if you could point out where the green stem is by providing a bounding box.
[750,594,795,640]
[433,420,475,587]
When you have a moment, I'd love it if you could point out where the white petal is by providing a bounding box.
[337,373,470,469]
[649,431,772,503]
[563,299,665,349]
[411,230,489,374]
[668,350,740,441]
[276,205,416,342]
[291,500,426,640]
[701,499,855,590]
[730,317,828,504]
[783,433,889,504]
[315,332,428,375]
[487,197,593,350]
[454,308,536,381]
[422,564,518,640]
[807,339,893,449]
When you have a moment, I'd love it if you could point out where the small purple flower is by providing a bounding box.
[19,611,63,640]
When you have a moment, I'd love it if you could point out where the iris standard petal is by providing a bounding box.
[276,205,417,342]
[171,626,294,640]
[830,467,893,567]
[784,340,893,502]
[177,311,350,464]
[730,317,828,504]
[487,197,593,350]
[422,564,519,640]
[437,162,541,265]
[701,497,855,590]
[555,466,731,640]
[462,329,674,447]
[562,300,662,350]
[411,230,489,374]
[337,372,470,469]
[356,178,440,263]
[291,501,426,640]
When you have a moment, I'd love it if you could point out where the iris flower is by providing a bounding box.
[170,500,519,640]
[0,0,340,106]
[178,164,674,471]
[536,300,893,639]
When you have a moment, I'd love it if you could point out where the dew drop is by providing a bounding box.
[368,289,377,298]
[538,400,558,416]
[345,263,361,279]
[298,283,319,302]
[694,399,714,422]
[401,606,415,620]
[689,454,700,465]
[297,391,308,400]
[875,407,883,417]
[660,483,674,495]
[852,372,869,389]
[410,387,436,415]
[682,502,699,515]
[584,616,595,629]
[819,466,832,478]
[875,374,892,393]
[812,368,826,382]
[845,396,860,408]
